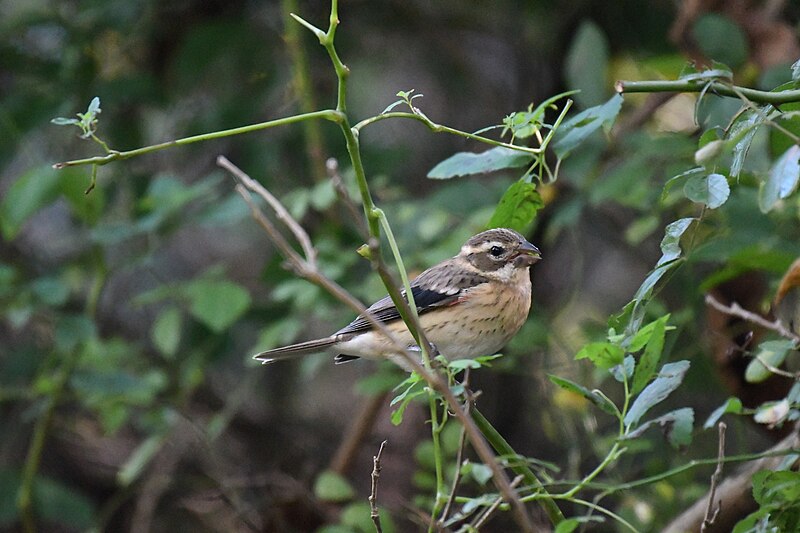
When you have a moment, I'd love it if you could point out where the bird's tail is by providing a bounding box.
[253,337,337,364]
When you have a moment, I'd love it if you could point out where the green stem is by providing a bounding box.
[54,110,342,169]
[616,79,800,105]
[560,442,624,500]
[472,408,565,525]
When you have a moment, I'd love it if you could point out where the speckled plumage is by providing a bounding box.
[253,228,541,367]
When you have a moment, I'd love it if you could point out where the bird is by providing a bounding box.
[253,228,541,368]
[773,257,800,336]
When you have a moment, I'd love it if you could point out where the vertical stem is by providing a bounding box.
[281,0,327,182]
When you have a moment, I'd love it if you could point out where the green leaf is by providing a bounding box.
[752,470,800,506]
[729,109,767,178]
[759,145,800,213]
[657,218,694,266]
[692,14,748,68]
[744,339,795,383]
[0,165,62,240]
[704,397,743,429]
[684,173,730,209]
[555,517,604,533]
[33,476,95,529]
[448,359,481,371]
[151,307,182,358]
[548,374,618,416]
[468,462,493,485]
[314,470,355,503]
[427,146,534,179]
[623,407,694,448]
[184,278,251,333]
[564,21,609,109]
[487,180,544,232]
[50,117,79,126]
[626,314,672,352]
[575,342,624,370]
[624,360,690,427]
[631,317,667,395]
[792,59,800,81]
[552,94,622,159]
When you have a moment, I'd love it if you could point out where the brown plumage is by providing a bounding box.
[253,228,541,367]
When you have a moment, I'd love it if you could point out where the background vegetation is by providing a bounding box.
[2,0,800,531]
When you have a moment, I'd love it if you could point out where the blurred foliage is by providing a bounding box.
[3,0,800,531]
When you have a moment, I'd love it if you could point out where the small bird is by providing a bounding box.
[254,228,541,367]
[773,257,800,336]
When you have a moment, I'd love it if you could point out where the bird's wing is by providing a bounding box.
[334,261,489,337]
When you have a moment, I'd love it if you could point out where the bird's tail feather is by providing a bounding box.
[253,337,336,364]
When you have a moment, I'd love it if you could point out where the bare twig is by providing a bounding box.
[439,369,472,526]
[327,157,368,237]
[704,294,800,343]
[369,440,388,533]
[701,422,727,533]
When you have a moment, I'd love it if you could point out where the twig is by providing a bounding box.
[470,475,525,531]
[438,369,472,526]
[701,422,727,532]
[616,79,800,106]
[327,157,368,237]
[704,293,800,343]
[369,440,388,533]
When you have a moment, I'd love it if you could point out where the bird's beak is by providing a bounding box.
[515,240,541,266]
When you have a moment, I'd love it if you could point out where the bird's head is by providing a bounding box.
[459,228,541,280]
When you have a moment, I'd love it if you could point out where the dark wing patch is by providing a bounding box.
[334,285,461,337]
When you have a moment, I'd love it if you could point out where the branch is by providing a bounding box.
[663,425,800,533]
[704,294,800,343]
[701,422,726,533]
[368,440,388,533]
[616,79,800,106]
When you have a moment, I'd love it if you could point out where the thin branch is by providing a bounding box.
[369,440,388,533]
[704,294,800,343]
[616,79,800,105]
[701,422,726,533]
[438,369,472,526]
[470,475,525,531]
[218,156,317,266]
[327,157,368,237]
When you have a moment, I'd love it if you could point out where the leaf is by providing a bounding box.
[753,399,790,427]
[744,339,795,383]
[0,165,62,240]
[50,117,79,125]
[564,20,609,109]
[623,261,681,339]
[752,470,800,506]
[314,470,355,502]
[427,146,534,179]
[548,374,618,416]
[624,360,690,427]
[575,342,624,370]
[151,307,182,358]
[631,317,667,395]
[684,173,730,209]
[555,517,605,533]
[657,218,695,266]
[487,180,544,232]
[704,397,743,429]
[610,355,634,383]
[468,463,493,485]
[552,94,623,159]
[692,14,748,68]
[759,145,800,213]
[793,59,800,81]
[117,434,166,486]
[662,167,705,202]
[623,407,694,448]
[33,476,95,530]
[729,109,767,178]
[626,314,672,352]
[184,278,251,333]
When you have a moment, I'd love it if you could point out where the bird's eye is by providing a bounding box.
[489,246,504,257]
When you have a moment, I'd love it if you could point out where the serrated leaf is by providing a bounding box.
[760,145,800,213]
[151,307,182,358]
[657,218,694,267]
[625,360,690,427]
[704,397,743,429]
[632,318,667,395]
[184,279,251,333]
[487,180,543,232]
[427,146,534,179]
[684,173,730,209]
[575,342,625,370]
[623,407,694,448]
[552,94,623,159]
[548,374,618,416]
[314,470,355,502]
[744,339,795,383]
